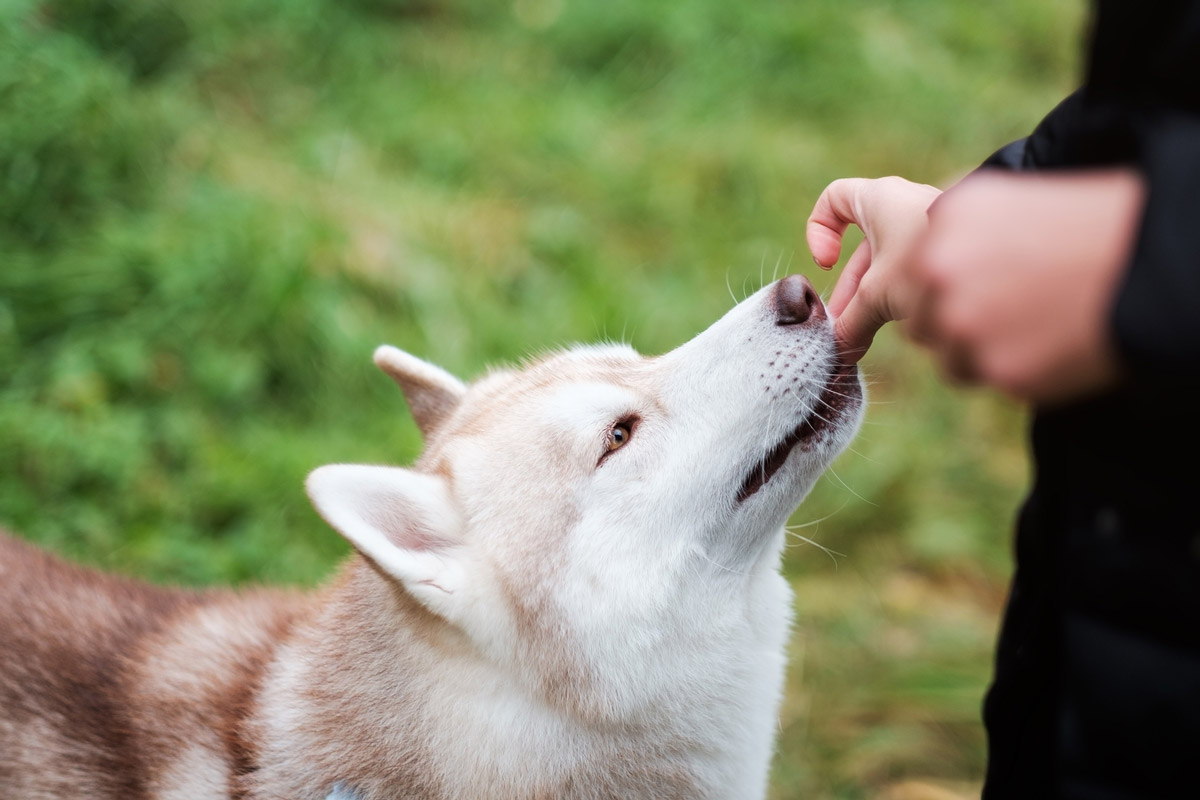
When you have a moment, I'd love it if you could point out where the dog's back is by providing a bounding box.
[0,532,308,799]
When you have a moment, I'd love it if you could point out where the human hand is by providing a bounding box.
[805,176,942,362]
[908,168,1145,406]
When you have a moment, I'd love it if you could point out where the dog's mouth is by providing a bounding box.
[735,361,861,504]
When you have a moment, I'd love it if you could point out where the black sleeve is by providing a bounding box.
[1083,0,1200,383]
[1110,111,1200,382]
[979,138,1028,171]
[976,88,1200,385]
[971,1,1200,384]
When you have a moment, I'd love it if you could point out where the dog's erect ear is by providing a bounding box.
[373,345,466,439]
[306,464,467,618]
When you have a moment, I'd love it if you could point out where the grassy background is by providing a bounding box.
[0,0,1085,796]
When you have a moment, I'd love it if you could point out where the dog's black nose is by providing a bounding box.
[774,274,825,326]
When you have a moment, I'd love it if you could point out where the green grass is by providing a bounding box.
[1,0,1085,795]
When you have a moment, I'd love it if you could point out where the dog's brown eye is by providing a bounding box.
[607,423,632,451]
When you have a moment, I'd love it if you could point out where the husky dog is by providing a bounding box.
[0,274,864,799]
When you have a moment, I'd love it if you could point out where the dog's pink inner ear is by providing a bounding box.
[307,465,468,614]
[362,498,454,552]
[373,346,466,439]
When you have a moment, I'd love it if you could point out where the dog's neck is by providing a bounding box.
[240,549,791,799]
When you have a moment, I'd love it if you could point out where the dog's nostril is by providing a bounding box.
[774,274,824,326]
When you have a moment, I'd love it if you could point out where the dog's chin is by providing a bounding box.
[734,361,862,506]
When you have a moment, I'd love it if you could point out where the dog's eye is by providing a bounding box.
[598,416,639,466]
[607,423,631,451]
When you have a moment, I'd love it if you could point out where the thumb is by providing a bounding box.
[832,294,887,365]
[827,239,872,318]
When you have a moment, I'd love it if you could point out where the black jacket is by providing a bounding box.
[979,3,1200,798]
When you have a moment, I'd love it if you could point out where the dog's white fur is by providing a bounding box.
[0,277,863,799]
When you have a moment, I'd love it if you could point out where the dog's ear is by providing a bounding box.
[373,345,466,439]
[306,464,467,619]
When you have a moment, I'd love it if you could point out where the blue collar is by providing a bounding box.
[326,782,363,800]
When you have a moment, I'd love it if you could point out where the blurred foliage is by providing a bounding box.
[0,0,1085,796]
[0,19,169,246]
[42,0,191,79]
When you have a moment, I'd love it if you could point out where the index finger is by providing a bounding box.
[806,178,871,268]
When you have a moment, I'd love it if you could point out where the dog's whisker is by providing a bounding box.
[784,528,846,566]
[789,500,850,529]
[692,545,750,577]
[842,443,881,464]
[823,465,876,506]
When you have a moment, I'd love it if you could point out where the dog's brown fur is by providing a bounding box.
[0,532,309,798]
[0,530,640,799]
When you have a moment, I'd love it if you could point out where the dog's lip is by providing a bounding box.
[735,361,860,504]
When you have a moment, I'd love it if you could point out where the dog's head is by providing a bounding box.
[306,275,864,717]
